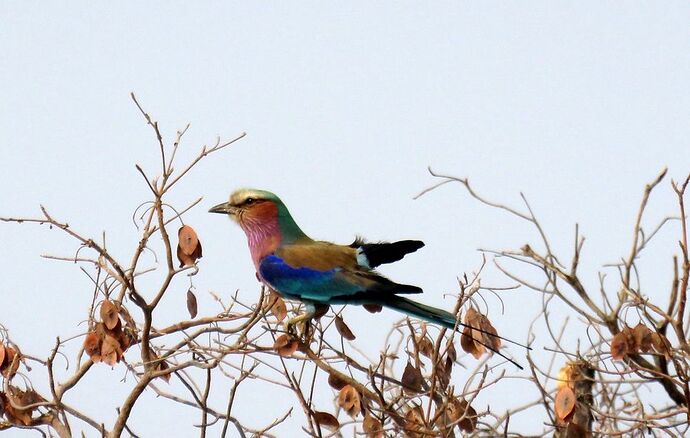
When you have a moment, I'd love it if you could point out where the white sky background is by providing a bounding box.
[1,2,690,436]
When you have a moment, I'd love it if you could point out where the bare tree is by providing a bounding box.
[4,99,685,437]
[0,98,520,437]
[417,167,690,436]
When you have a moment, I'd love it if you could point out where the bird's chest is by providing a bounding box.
[248,234,280,271]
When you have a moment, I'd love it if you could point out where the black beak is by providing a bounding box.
[209,202,237,215]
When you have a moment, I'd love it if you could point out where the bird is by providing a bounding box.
[209,188,523,368]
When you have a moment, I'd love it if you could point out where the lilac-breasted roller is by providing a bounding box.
[210,189,522,367]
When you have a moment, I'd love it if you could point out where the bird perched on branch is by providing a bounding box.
[210,188,523,368]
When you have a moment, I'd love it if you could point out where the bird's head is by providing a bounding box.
[209,188,279,226]
[209,188,307,242]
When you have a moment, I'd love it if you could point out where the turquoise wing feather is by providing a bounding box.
[259,254,362,303]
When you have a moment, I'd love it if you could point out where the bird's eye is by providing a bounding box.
[245,197,255,205]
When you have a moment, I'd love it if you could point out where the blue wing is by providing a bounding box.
[259,254,362,303]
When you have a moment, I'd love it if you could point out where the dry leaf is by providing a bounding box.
[94,322,109,338]
[461,308,484,358]
[3,388,40,426]
[477,309,500,348]
[177,225,202,267]
[557,362,577,389]
[178,225,199,255]
[404,405,427,438]
[270,294,287,322]
[116,326,133,352]
[186,289,198,319]
[334,315,356,341]
[4,405,32,426]
[0,344,5,368]
[633,323,654,352]
[158,358,172,383]
[436,357,452,390]
[1,346,19,378]
[446,339,457,362]
[363,413,384,438]
[442,400,459,425]
[100,335,121,366]
[0,394,14,423]
[177,246,194,268]
[118,306,138,339]
[337,385,361,417]
[296,340,312,354]
[100,300,120,331]
[440,397,477,432]
[15,388,43,406]
[610,331,629,360]
[97,317,128,362]
[555,386,576,423]
[83,332,101,357]
[313,411,339,430]
[4,387,45,426]
[327,372,348,390]
[650,332,671,357]
[273,334,298,357]
[401,362,424,393]
[461,325,482,358]
[446,397,465,422]
[148,350,171,382]
[262,290,274,310]
[566,422,587,437]
[461,307,501,360]
[458,399,477,432]
[416,336,434,358]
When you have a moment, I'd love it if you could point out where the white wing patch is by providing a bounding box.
[355,247,371,269]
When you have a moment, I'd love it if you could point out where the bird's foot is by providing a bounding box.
[285,316,315,342]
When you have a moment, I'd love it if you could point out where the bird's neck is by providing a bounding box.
[242,201,310,269]
[243,220,309,269]
[242,218,279,268]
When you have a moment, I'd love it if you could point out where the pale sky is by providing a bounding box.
[2,2,690,436]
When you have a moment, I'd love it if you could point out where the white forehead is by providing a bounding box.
[229,188,277,205]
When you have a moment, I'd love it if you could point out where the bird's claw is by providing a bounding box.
[285,317,314,342]
[284,320,298,337]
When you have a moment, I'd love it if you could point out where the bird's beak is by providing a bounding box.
[208,202,237,215]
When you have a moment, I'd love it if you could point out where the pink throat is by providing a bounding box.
[241,218,281,269]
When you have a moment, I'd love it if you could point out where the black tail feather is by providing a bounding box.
[352,239,424,268]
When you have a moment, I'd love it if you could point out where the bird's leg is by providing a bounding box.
[285,312,313,337]
[285,303,317,339]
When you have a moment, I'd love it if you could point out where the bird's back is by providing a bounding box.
[276,241,359,272]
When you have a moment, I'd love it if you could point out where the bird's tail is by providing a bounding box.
[351,239,424,268]
[378,295,525,369]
